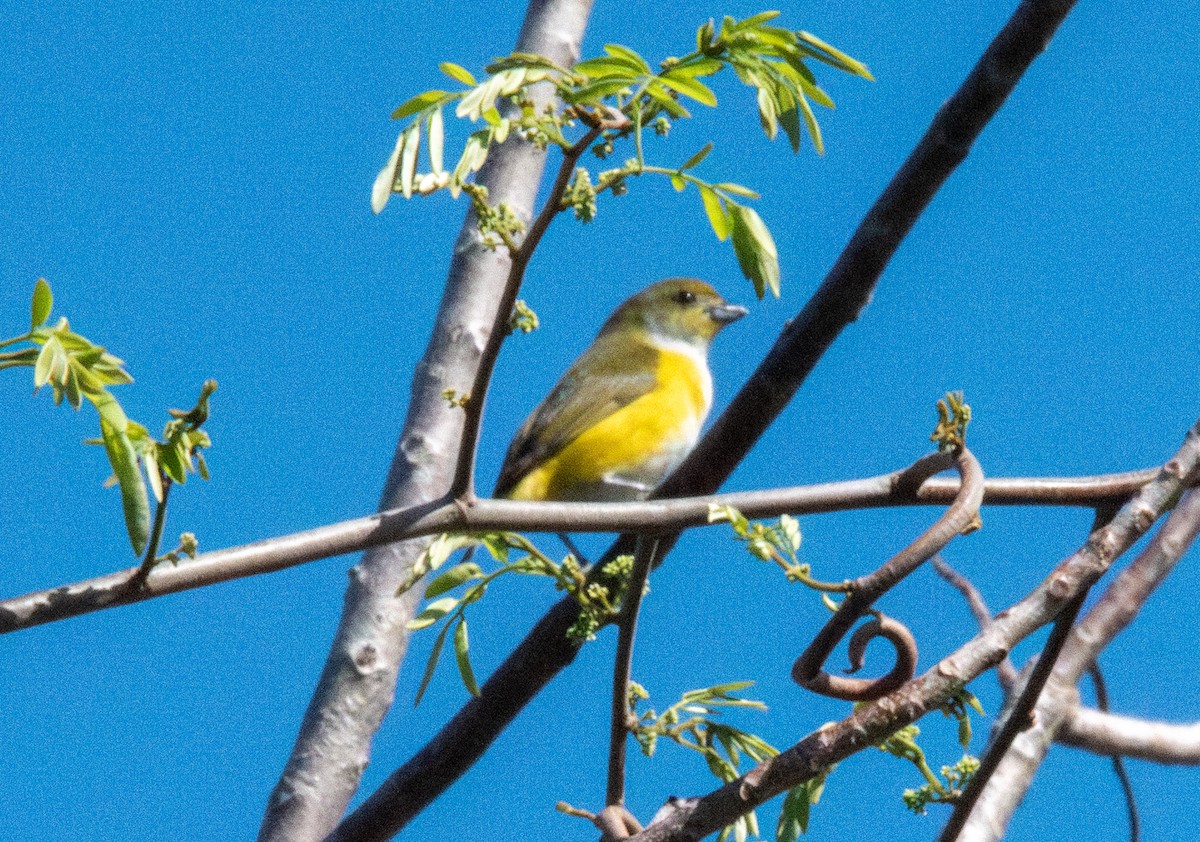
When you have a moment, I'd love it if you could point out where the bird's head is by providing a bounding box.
[598,278,748,348]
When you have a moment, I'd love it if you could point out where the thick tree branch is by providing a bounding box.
[624,421,1200,842]
[0,469,1159,634]
[958,485,1200,841]
[254,4,597,841]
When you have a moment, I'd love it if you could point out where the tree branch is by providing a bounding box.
[1059,706,1200,765]
[448,124,604,500]
[254,4,597,841]
[957,485,1200,840]
[1,468,1162,634]
[932,554,1018,692]
[623,421,1200,842]
[607,537,660,807]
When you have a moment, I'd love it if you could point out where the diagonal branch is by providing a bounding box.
[623,420,1200,842]
[958,485,1200,840]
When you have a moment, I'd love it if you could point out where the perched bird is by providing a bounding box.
[494,278,747,503]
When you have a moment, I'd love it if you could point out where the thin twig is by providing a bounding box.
[128,478,172,592]
[448,125,604,501]
[932,554,1017,691]
[607,537,660,807]
[1088,663,1140,842]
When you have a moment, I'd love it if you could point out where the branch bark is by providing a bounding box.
[254,3,596,840]
[957,484,1200,841]
[624,421,1200,842]
[0,469,1158,634]
[1059,707,1200,764]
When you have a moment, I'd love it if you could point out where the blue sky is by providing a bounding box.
[2,1,1198,840]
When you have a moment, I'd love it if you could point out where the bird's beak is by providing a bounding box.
[707,303,749,325]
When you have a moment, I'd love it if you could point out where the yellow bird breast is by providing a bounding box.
[509,345,712,502]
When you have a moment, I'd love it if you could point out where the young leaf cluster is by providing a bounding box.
[629,681,828,842]
[2,280,215,557]
[709,505,850,593]
[399,532,630,704]
[872,688,984,815]
[373,11,871,298]
[931,390,971,453]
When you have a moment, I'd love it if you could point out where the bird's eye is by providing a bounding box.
[674,289,696,305]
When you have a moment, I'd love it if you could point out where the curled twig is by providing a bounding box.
[792,448,984,700]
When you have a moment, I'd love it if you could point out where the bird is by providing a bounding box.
[494,278,747,504]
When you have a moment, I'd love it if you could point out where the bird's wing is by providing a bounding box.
[493,338,659,497]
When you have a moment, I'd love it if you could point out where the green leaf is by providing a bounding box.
[439,61,476,86]
[573,57,642,79]
[713,182,760,199]
[776,86,803,153]
[603,43,652,74]
[797,31,874,80]
[372,130,405,214]
[450,130,491,196]
[400,123,421,199]
[679,142,714,172]
[794,90,824,155]
[392,90,448,120]
[756,85,778,140]
[729,204,780,298]
[644,82,691,118]
[427,108,445,174]
[157,439,188,484]
[669,173,686,192]
[144,449,164,503]
[99,416,150,556]
[665,56,723,79]
[568,78,636,104]
[407,595,461,631]
[657,73,717,107]
[33,336,57,389]
[426,561,484,598]
[31,278,52,328]
[62,362,82,410]
[733,10,781,30]
[413,619,453,706]
[454,618,481,696]
[777,784,810,842]
[698,186,731,241]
